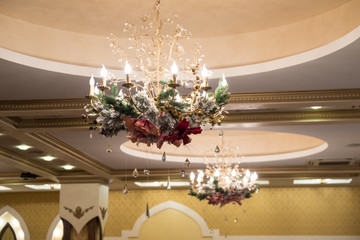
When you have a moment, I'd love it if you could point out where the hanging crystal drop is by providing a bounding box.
[167,176,171,190]
[219,130,223,136]
[215,145,220,153]
[185,158,190,167]
[180,170,185,177]
[89,131,93,139]
[233,218,238,223]
[122,184,129,195]
[132,168,139,178]
[106,145,112,153]
[162,152,166,162]
[144,168,150,175]
[145,202,150,218]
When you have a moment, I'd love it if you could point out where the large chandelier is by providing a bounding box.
[189,137,259,207]
[84,0,230,148]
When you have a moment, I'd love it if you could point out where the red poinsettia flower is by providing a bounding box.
[161,119,202,148]
[124,118,160,146]
[206,193,245,207]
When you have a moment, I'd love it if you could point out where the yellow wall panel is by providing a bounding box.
[1,187,360,239]
[0,192,59,240]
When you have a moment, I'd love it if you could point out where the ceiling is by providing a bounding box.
[0,0,359,193]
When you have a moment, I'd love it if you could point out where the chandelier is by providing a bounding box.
[84,0,230,148]
[189,136,259,207]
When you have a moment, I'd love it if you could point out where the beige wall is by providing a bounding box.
[1,187,360,239]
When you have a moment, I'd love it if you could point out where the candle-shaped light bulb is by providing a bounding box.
[89,75,95,96]
[101,65,108,86]
[214,168,220,177]
[225,176,230,184]
[220,73,228,87]
[175,94,181,102]
[201,64,209,87]
[94,86,100,95]
[124,61,132,83]
[245,169,251,178]
[231,168,236,177]
[251,172,258,182]
[171,61,178,82]
[190,172,195,182]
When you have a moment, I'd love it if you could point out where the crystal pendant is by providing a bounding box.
[219,130,223,136]
[180,170,185,177]
[132,168,139,178]
[233,218,238,223]
[185,158,190,167]
[167,176,171,190]
[215,146,220,153]
[162,152,166,162]
[89,131,93,139]
[106,146,112,153]
[144,168,150,175]
[122,184,129,195]
[145,202,150,218]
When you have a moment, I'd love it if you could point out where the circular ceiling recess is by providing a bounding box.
[120,130,328,163]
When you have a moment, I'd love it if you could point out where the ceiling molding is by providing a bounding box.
[0,89,359,117]
[229,88,360,104]
[9,109,360,129]
[225,109,360,124]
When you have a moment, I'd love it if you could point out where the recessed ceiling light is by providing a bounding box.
[256,180,270,185]
[62,165,75,170]
[293,178,352,185]
[25,184,61,190]
[41,156,55,161]
[293,179,321,184]
[0,186,12,191]
[322,178,352,184]
[16,144,32,150]
[310,106,322,110]
[134,181,190,187]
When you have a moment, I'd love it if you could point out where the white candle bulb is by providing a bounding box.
[221,73,228,87]
[94,86,100,95]
[201,64,208,78]
[124,61,132,74]
[245,169,251,178]
[101,65,107,78]
[214,168,220,177]
[190,172,195,182]
[171,61,178,75]
[124,61,132,83]
[101,65,108,86]
[89,75,95,95]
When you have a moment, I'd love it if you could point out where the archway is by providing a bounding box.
[111,201,219,240]
[0,206,30,240]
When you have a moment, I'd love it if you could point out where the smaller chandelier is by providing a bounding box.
[189,143,259,207]
[84,0,230,149]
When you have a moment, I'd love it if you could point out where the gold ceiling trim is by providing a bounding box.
[11,109,360,129]
[225,109,360,123]
[0,89,359,115]
[229,88,360,103]
[0,98,87,112]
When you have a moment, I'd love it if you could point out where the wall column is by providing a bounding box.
[59,183,109,240]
